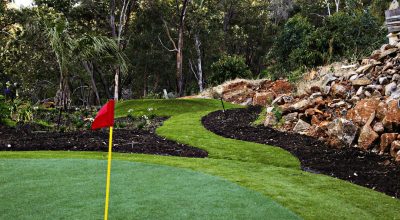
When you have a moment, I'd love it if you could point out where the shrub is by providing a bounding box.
[0,95,11,123]
[210,54,252,85]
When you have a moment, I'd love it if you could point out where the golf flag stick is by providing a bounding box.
[104,126,113,220]
[91,100,115,220]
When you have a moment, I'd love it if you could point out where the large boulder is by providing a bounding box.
[380,133,399,154]
[382,100,400,130]
[346,98,380,126]
[293,120,311,133]
[390,141,400,158]
[358,112,379,150]
[326,118,359,148]
[265,80,293,95]
[253,92,275,106]
[330,83,349,98]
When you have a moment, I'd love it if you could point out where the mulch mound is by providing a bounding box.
[0,119,207,158]
[202,106,400,198]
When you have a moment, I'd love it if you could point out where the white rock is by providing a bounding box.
[379,77,389,85]
[349,74,359,81]
[293,120,311,133]
[356,87,364,96]
[393,74,400,81]
[385,82,397,96]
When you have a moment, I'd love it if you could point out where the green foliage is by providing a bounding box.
[267,15,320,78]
[268,9,385,79]
[272,106,283,121]
[0,95,11,123]
[9,99,34,123]
[210,54,252,85]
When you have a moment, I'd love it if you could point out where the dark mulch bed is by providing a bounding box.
[202,106,400,198]
[0,118,207,158]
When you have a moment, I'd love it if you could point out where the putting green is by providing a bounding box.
[0,159,299,220]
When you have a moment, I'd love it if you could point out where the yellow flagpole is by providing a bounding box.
[104,126,113,220]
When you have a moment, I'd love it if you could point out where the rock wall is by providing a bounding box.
[202,44,400,162]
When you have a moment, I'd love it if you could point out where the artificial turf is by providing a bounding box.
[1,99,400,219]
[0,159,298,219]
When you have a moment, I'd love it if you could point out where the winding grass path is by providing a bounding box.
[1,99,400,219]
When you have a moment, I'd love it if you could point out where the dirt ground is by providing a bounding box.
[202,106,400,198]
[0,117,207,158]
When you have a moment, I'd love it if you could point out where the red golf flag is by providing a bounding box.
[91,100,115,130]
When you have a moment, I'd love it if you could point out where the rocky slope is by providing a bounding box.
[201,44,400,162]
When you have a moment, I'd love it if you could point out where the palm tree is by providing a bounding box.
[36,13,127,108]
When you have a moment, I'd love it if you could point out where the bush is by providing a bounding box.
[0,95,11,123]
[210,54,252,85]
[267,10,385,78]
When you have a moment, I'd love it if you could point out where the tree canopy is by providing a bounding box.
[0,0,390,105]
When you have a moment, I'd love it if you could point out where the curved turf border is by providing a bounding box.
[1,99,400,219]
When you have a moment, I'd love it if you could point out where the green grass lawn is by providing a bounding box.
[0,159,297,220]
[1,99,400,220]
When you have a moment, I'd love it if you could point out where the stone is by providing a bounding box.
[241,98,253,106]
[253,92,275,106]
[309,92,322,100]
[372,90,382,97]
[269,80,293,95]
[364,91,371,97]
[290,99,309,111]
[351,78,371,86]
[282,95,294,103]
[356,87,364,96]
[283,112,298,123]
[271,95,284,105]
[329,101,347,108]
[349,74,359,81]
[373,122,385,134]
[366,85,383,90]
[378,48,398,60]
[382,100,400,130]
[311,115,321,126]
[390,88,400,99]
[385,82,397,96]
[293,120,311,133]
[380,133,399,154]
[327,118,359,147]
[358,124,379,150]
[392,74,400,81]
[379,77,389,85]
[358,112,379,150]
[346,98,380,126]
[376,102,388,121]
[390,141,400,158]
[356,64,373,73]
[323,86,331,95]
[331,83,349,98]
[264,113,277,127]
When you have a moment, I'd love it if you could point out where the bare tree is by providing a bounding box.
[334,0,340,13]
[189,32,204,92]
[109,0,134,101]
[323,0,331,16]
[159,0,191,97]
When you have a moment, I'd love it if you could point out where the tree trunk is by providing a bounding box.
[177,27,184,97]
[114,68,120,100]
[55,72,71,109]
[194,32,204,92]
[83,61,100,105]
[324,0,331,16]
[335,0,340,13]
